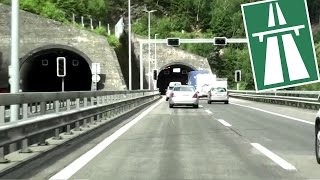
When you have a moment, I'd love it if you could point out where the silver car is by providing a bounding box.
[169,85,199,108]
[207,87,229,104]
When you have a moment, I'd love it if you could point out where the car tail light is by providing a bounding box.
[170,92,174,97]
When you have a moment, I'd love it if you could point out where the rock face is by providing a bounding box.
[0,3,126,91]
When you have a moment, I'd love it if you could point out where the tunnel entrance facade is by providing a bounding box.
[20,46,92,92]
[157,63,196,94]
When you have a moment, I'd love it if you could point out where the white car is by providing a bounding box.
[169,85,199,108]
[207,87,229,104]
[315,114,320,163]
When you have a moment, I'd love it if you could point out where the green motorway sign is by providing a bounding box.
[241,0,320,91]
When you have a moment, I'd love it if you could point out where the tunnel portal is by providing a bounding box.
[20,47,92,92]
[157,64,196,94]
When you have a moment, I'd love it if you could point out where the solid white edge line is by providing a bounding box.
[49,98,164,180]
[251,143,296,171]
[217,119,232,127]
[205,109,213,114]
[231,103,315,125]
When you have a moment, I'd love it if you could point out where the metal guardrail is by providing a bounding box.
[228,90,320,110]
[0,90,160,163]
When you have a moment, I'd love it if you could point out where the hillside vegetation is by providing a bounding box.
[1,0,320,90]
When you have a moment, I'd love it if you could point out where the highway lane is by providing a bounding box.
[47,97,318,180]
[202,98,320,179]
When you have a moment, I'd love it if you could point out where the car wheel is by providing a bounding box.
[316,123,320,164]
[169,104,174,108]
[208,100,212,104]
[193,104,199,108]
[224,101,229,104]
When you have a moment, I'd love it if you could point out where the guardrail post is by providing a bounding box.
[53,128,62,140]
[84,97,88,107]
[65,124,73,135]
[97,96,100,105]
[74,121,82,131]
[91,97,94,106]
[97,114,102,122]
[90,116,96,125]
[76,98,80,109]
[0,106,5,124]
[38,133,49,146]
[67,99,71,111]
[55,100,60,113]
[83,118,90,128]
[40,101,46,115]
[102,96,106,104]
[107,96,110,104]
[22,103,28,120]
[20,139,32,153]
[0,147,9,163]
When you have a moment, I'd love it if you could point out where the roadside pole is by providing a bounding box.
[10,0,20,122]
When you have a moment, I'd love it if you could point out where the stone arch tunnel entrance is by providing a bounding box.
[20,46,92,92]
[157,63,196,94]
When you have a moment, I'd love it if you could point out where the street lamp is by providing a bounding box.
[154,33,158,70]
[144,9,157,90]
[128,0,132,90]
[10,0,20,122]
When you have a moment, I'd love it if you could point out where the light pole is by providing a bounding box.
[10,0,20,122]
[145,9,157,90]
[154,34,158,70]
[128,0,132,90]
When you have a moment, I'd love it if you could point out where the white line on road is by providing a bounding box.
[205,109,213,114]
[231,103,314,125]
[199,105,203,108]
[251,143,296,171]
[218,119,232,127]
[49,99,164,180]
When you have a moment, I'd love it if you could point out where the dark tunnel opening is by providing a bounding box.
[157,64,195,94]
[20,48,92,92]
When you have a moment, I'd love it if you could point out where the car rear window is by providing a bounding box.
[168,87,174,90]
[212,87,226,92]
[174,87,194,92]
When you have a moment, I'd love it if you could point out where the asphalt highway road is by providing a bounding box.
[7,97,320,180]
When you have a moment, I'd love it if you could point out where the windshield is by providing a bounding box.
[173,86,195,92]
[211,87,227,92]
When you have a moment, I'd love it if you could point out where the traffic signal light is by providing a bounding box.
[235,70,241,82]
[153,70,158,80]
[167,38,180,46]
[214,37,227,45]
[57,57,66,77]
